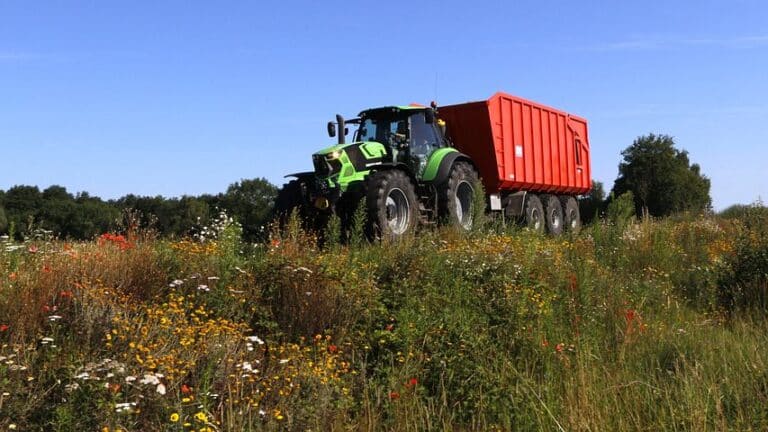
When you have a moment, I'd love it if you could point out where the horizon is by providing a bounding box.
[2,1,767,210]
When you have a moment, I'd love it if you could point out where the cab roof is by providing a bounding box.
[358,105,427,117]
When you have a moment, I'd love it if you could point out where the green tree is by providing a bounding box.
[4,185,43,238]
[612,134,711,217]
[220,178,277,241]
[579,180,606,224]
[0,205,7,233]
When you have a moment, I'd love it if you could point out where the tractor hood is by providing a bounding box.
[311,141,389,189]
[313,141,388,171]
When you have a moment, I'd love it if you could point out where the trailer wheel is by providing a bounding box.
[560,196,581,233]
[366,170,419,241]
[543,194,564,236]
[524,194,545,233]
[439,161,479,231]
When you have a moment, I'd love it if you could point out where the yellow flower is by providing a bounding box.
[170,413,180,422]
[194,411,209,423]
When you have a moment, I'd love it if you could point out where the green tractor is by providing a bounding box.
[274,104,479,240]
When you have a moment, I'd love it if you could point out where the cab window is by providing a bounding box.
[409,112,440,158]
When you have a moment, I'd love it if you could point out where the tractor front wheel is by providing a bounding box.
[273,179,306,225]
[366,170,419,241]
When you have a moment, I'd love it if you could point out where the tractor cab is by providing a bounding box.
[331,106,447,177]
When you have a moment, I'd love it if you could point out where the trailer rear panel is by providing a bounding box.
[439,92,591,195]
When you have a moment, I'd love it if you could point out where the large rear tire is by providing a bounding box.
[560,196,581,233]
[543,194,564,236]
[439,161,479,231]
[524,193,545,233]
[366,170,419,241]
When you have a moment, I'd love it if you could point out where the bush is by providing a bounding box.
[718,204,768,313]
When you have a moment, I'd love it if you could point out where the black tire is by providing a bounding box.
[366,170,419,241]
[560,196,581,233]
[273,179,305,224]
[542,194,564,236]
[524,193,545,233]
[439,161,479,231]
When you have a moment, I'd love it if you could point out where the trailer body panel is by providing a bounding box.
[439,92,591,195]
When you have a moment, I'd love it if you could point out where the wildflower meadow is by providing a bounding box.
[1,207,767,431]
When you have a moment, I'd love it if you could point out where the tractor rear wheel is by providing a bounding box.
[366,170,419,241]
[524,193,545,233]
[439,161,479,231]
[560,196,581,233]
[543,194,564,236]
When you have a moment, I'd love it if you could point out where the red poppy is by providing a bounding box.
[406,378,418,388]
[388,391,400,400]
[181,384,192,395]
[328,344,338,354]
[555,343,565,353]
[0,324,8,332]
[385,324,394,331]
[28,245,39,253]
[60,291,73,299]
[625,309,637,323]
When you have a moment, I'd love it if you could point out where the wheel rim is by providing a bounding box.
[550,208,561,230]
[568,209,578,229]
[530,208,542,230]
[455,181,474,230]
[385,188,410,235]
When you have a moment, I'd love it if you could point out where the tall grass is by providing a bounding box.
[1,210,767,431]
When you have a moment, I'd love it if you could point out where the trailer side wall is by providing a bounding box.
[440,92,591,195]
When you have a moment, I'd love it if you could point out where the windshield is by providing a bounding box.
[355,116,407,144]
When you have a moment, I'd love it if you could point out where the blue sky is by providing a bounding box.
[1,1,766,210]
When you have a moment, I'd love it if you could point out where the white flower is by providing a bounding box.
[48,315,63,321]
[197,284,210,292]
[207,276,220,281]
[125,376,136,382]
[115,401,137,413]
[140,374,160,385]
[246,335,264,345]
[156,383,166,395]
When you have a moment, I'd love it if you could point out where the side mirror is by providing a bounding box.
[344,127,349,136]
[327,121,336,138]
[424,109,435,124]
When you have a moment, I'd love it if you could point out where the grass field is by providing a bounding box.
[1,208,767,431]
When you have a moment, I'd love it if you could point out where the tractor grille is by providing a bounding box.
[313,154,330,176]
[312,154,342,177]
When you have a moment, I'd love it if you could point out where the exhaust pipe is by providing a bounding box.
[336,114,345,144]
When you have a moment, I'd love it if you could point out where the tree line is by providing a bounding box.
[1,134,722,241]
[0,178,277,241]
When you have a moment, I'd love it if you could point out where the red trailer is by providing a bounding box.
[439,92,591,232]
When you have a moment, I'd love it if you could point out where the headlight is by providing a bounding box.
[327,150,342,160]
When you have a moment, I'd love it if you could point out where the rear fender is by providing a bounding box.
[423,149,475,185]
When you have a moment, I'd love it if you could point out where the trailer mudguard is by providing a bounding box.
[422,148,474,184]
